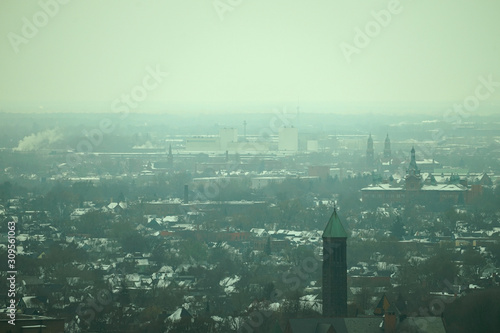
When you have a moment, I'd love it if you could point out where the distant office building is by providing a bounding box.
[219,128,238,150]
[185,136,220,151]
[185,128,238,152]
[279,127,298,151]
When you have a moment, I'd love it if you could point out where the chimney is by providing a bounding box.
[184,185,189,204]
[384,304,398,333]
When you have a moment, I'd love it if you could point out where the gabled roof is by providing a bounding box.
[166,307,192,322]
[373,294,391,316]
[322,208,347,238]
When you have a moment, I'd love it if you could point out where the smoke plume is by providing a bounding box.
[14,129,62,151]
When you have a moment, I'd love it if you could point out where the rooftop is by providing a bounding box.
[322,208,348,238]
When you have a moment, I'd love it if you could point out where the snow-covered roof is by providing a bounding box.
[362,184,403,191]
[166,307,192,322]
[421,184,467,191]
[220,275,240,294]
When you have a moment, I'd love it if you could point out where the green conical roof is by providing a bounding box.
[322,208,347,238]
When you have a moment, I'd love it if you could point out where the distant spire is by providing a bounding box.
[408,147,419,176]
[384,134,391,159]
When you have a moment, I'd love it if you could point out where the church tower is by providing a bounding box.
[405,147,421,191]
[366,134,374,167]
[384,134,391,160]
[322,207,348,317]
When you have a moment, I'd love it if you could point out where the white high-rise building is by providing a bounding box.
[219,128,238,150]
[278,127,298,151]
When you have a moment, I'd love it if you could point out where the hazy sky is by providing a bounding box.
[1,0,499,113]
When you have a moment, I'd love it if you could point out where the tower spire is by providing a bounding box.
[322,207,347,238]
[323,208,347,317]
[384,134,391,160]
[405,147,422,191]
[408,146,418,174]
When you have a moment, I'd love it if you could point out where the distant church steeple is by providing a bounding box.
[384,134,391,159]
[366,134,374,167]
[405,147,422,191]
[322,206,347,317]
[408,146,419,176]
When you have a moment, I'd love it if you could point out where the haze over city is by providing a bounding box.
[1,0,500,114]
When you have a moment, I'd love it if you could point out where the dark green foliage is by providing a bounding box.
[443,288,500,333]
[391,216,405,239]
